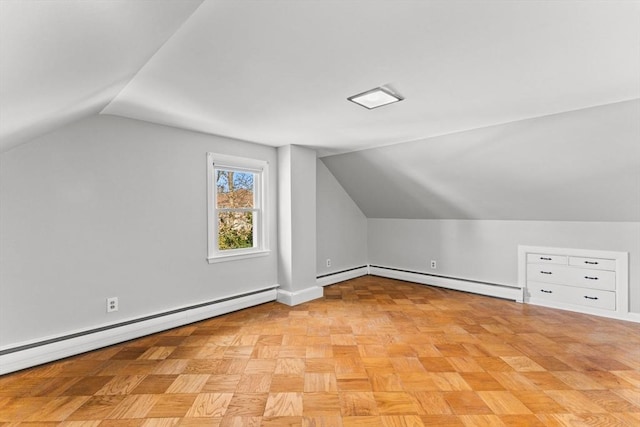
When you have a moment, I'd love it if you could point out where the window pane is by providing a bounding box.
[218,211,254,250]
[216,170,254,208]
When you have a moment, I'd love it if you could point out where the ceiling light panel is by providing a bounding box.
[348,87,403,109]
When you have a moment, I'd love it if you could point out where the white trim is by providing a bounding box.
[527,296,639,323]
[626,311,640,323]
[518,245,634,322]
[276,286,324,306]
[207,249,270,263]
[209,153,268,171]
[316,266,369,287]
[369,267,523,302]
[0,288,277,375]
[207,152,269,262]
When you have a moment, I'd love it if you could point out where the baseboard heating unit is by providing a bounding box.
[0,286,278,375]
[369,265,523,302]
[316,265,369,287]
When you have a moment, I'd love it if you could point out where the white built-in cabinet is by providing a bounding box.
[518,246,630,321]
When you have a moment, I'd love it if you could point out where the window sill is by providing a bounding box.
[207,249,271,264]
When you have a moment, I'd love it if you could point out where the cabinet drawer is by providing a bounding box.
[569,256,616,271]
[565,268,615,291]
[527,264,567,285]
[527,281,615,311]
[527,253,568,265]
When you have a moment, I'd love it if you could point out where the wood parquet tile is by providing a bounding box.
[2,275,640,426]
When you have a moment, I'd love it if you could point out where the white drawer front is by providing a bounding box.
[527,281,560,301]
[527,281,615,311]
[569,256,616,271]
[527,264,567,285]
[577,289,616,310]
[565,268,615,291]
[527,253,568,265]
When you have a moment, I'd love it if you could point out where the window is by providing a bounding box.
[207,153,269,262]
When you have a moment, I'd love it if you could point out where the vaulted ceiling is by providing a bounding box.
[1,0,639,155]
[322,99,640,221]
[0,0,204,151]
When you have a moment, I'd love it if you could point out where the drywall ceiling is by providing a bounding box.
[322,100,640,221]
[1,1,639,155]
[103,0,640,156]
[0,0,204,151]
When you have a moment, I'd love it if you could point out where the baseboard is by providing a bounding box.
[627,312,640,323]
[0,287,278,375]
[369,266,523,302]
[276,285,324,306]
[527,298,640,324]
[316,265,369,287]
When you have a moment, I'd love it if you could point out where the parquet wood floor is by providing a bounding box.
[1,275,639,426]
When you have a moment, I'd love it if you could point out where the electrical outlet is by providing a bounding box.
[430,260,437,269]
[107,297,118,313]
[326,258,331,267]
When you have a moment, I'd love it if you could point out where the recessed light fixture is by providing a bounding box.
[347,87,404,109]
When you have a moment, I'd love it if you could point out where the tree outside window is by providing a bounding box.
[216,169,255,250]
[207,153,268,263]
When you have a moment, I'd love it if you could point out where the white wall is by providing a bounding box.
[321,100,640,313]
[368,219,640,312]
[316,159,367,276]
[277,145,322,304]
[290,146,317,292]
[0,114,278,348]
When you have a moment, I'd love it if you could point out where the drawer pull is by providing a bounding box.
[584,296,599,300]
[584,261,599,265]
[584,276,599,280]
[540,271,552,275]
[540,289,553,293]
[540,257,552,261]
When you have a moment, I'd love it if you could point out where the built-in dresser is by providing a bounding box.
[518,246,630,321]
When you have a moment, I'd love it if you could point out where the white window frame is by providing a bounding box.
[207,153,269,263]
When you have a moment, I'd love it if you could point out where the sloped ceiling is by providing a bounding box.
[0,0,204,151]
[2,1,638,155]
[322,100,640,221]
[103,0,640,156]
